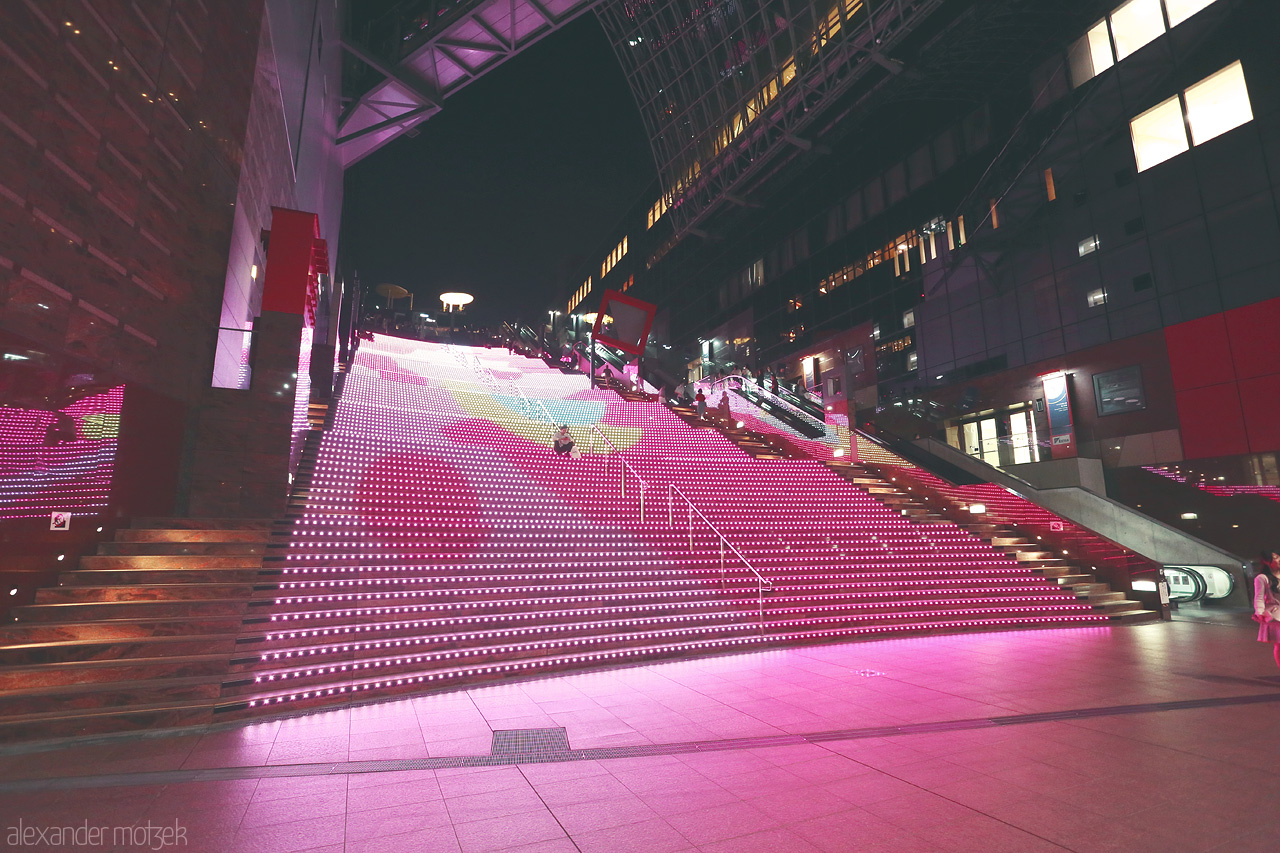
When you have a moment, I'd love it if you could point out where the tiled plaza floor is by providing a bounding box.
[3,620,1279,852]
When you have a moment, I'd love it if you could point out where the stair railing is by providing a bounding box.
[587,424,646,523]
[667,483,770,633]
[471,354,504,396]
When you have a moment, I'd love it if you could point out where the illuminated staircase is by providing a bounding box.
[0,337,1149,740]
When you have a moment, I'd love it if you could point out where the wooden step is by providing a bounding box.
[97,541,272,556]
[130,518,277,530]
[116,529,277,543]
[80,555,265,570]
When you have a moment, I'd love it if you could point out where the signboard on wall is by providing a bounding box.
[1041,371,1077,459]
[1093,365,1146,416]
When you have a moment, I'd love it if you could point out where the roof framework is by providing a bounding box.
[338,0,602,166]
[596,0,951,237]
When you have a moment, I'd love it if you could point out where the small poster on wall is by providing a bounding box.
[1093,365,1146,416]
[50,512,70,531]
[1041,371,1076,459]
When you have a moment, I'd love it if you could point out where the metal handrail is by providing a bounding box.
[587,423,646,522]
[667,483,770,632]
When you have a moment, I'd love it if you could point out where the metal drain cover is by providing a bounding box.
[490,727,571,757]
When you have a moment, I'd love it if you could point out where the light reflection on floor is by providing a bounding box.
[2,622,1279,852]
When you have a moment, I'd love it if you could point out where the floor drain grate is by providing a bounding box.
[490,727,571,757]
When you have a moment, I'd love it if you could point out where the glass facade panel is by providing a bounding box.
[1110,0,1165,61]
[1130,95,1189,172]
[1165,0,1218,27]
[1184,61,1253,146]
[1088,21,1115,77]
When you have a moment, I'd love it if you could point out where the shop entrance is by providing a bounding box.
[946,406,1041,468]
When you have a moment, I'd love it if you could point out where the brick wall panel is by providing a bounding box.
[88,0,165,82]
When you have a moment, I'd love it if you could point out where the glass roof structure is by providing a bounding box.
[339,0,602,166]
[596,0,948,236]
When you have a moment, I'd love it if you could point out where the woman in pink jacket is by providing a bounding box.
[1253,551,1280,669]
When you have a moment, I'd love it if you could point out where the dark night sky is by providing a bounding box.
[342,15,656,326]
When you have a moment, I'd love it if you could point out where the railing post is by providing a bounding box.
[668,487,673,527]
[621,463,625,499]
[639,484,645,523]
[719,537,725,582]
[758,580,765,636]
[687,504,693,552]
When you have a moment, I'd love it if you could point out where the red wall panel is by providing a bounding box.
[1239,373,1280,453]
[1225,295,1280,381]
[1175,383,1249,459]
[1164,313,1235,391]
[261,207,319,316]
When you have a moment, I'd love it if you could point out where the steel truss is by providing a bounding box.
[339,0,603,166]
[598,0,948,238]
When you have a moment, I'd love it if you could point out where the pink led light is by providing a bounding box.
[235,338,1119,710]
[0,386,124,519]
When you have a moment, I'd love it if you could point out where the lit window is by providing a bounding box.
[906,351,918,371]
[902,309,915,329]
[1164,0,1218,27]
[1130,95,1189,172]
[1110,0,1165,61]
[1087,288,1107,307]
[1184,61,1252,146]
[872,323,880,341]
[1078,235,1101,257]
[1070,20,1115,87]
[1088,21,1114,75]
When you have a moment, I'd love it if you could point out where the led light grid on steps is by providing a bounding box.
[230,336,1112,711]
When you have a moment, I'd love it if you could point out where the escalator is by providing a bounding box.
[766,382,826,423]
[859,429,984,486]
[732,378,827,439]
[895,433,1248,606]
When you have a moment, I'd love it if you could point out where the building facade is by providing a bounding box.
[570,0,1279,504]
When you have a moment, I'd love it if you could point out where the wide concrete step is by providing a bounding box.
[59,568,272,586]
[80,555,266,570]
[1043,573,1094,587]
[0,634,242,666]
[253,581,743,610]
[224,622,763,694]
[1109,609,1161,624]
[0,674,225,718]
[131,518,277,530]
[116,528,277,543]
[0,699,217,743]
[244,589,752,627]
[1091,599,1145,613]
[35,583,256,605]
[97,541,274,556]
[12,600,251,621]
[0,654,233,690]
[221,637,774,717]
[242,600,750,651]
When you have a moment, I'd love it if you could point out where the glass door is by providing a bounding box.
[1010,411,1032,465]
[962,422,980,457]
[979,418,1000,466]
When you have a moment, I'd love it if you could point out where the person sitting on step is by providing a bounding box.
[552,425,575,456]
